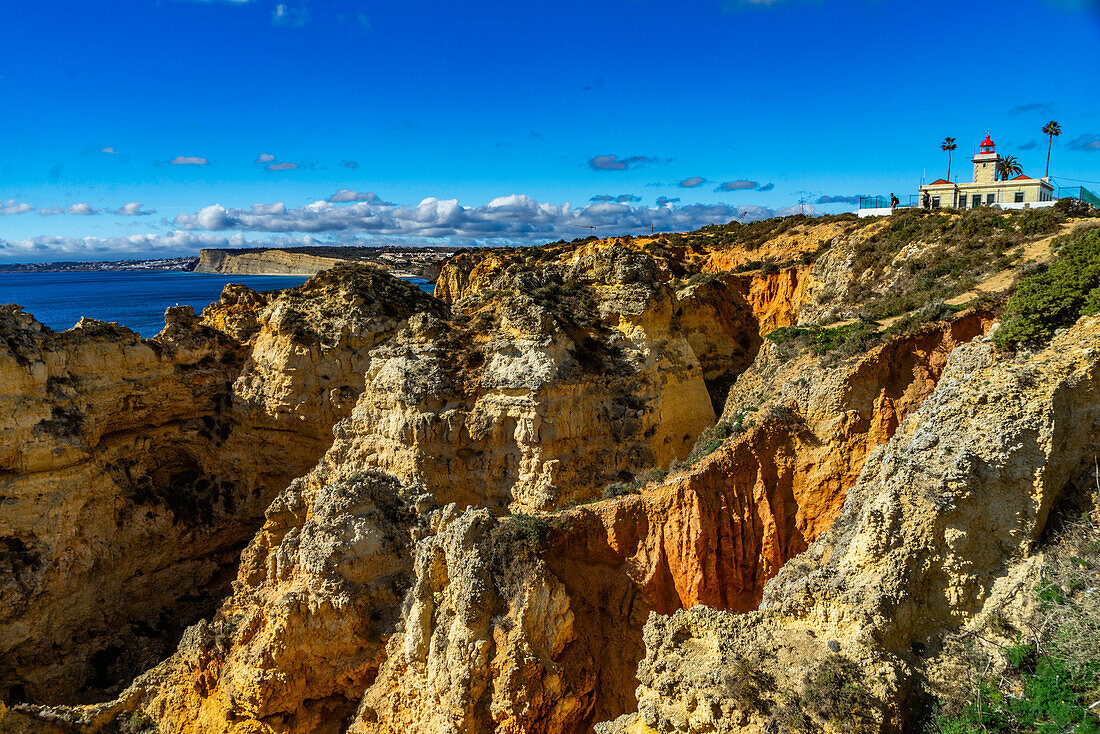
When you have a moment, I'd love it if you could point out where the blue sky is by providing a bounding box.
[2,0,1099,261]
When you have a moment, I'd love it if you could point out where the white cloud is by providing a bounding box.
[0,231,343,263]
[255,153,276,163]
[1,199,34,215]
[100,146,120,155]
[327,189,385,203]
[195,204,231,230]
[266,161,298,171]
[0,231,245,261]
[250,202,287,215]
[116,202,155,216]
[35,203,99,215]
[174,194,782,240]
[171,155,209,166]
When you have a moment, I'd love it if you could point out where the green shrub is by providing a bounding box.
[684,272,718,288]
[687,420,737,464]
[721,656,775,714]
[766,326,810,343]
[1002,640,1038,671]
[930,657,1099,734]
[994,227,1100,349]
[766,323,881,358]
[800,656,874,730]
[489,514,550,575]
[601,482,639,499]
[117,711,158,734]
[1015,206,1064,236]
[1056,197,1096,218]
[885,300,968,336]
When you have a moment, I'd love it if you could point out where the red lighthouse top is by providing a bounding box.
[979,134,996,153]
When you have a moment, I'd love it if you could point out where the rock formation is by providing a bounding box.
[4,211,1100,734]
[601,316,1100,733]
[0,267,441,706]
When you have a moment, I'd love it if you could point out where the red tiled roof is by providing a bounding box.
[929,178,951,185]
[1011,174,1033,180]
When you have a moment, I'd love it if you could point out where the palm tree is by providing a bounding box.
[1042,121,1061,178]
[941,137,957,181]
[998,154,1023,181]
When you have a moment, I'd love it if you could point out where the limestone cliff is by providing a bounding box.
[601,316,1100,733]
[0,266,441,706]
[194,249,350,276]
[344,245,721,511]
[0,305,260,705]
[5,211,1099,734]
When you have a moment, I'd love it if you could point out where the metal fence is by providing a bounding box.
[858,195,918,209]
[1057,186,1100,209]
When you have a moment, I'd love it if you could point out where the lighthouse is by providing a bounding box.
[972,133,1000,183]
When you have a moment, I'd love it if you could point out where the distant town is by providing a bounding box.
[0,257,200,273]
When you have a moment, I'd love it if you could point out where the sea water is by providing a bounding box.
[0,271,434,339]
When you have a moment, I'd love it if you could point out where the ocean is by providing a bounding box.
[0,270,434,339]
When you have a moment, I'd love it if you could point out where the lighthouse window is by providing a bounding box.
[987,193,996,205]
[931,196,941,208]
[1015,191,1025,203]
[972,194,982,208]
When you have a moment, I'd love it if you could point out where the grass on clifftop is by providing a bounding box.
[995,225,1100,349]
[847,207,1067,322]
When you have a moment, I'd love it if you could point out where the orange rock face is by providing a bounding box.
[728,265,809,335]
[539,313,992,724]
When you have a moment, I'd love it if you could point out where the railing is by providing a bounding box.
[1057,186,1100,209]
[858,196,888,209]
[858,195,919,210]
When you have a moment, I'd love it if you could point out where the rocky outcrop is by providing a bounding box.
[0,266,442,706]
[125,472,435,734]
[603,315,1100,733]
[0,305,260,705]
[354,510,592,734]
[198,284,267,342]
[341,246,723,512]
[226,266,446,446]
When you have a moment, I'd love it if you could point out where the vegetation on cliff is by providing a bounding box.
[995,225,1100,348]
[930,485,1100,733]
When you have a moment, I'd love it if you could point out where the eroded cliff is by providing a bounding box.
[5,208,1100,734]
[602,315,1100,733]
[0,267,441,706]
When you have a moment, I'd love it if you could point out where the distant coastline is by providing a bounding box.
[0,245,458,281]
